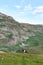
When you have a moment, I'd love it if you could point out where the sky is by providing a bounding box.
[0,0,43,24]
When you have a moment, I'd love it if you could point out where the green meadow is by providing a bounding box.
[0,53,43,65]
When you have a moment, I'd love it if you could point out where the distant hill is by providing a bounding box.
[0,12,43,54]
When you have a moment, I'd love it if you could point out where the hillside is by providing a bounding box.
[0,53,43,65]
[0,12,43,54]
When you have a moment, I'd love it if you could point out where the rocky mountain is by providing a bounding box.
[0,12,43,54]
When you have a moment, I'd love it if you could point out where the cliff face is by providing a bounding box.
[0,12,43,54]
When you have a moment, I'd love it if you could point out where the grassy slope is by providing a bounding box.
[0,53,43,65]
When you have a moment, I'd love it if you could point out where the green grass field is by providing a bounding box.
[0,53,43,65]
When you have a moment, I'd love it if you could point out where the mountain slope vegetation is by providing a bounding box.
[0,12,43,54]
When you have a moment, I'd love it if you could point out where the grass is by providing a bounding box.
[0,53,43,65]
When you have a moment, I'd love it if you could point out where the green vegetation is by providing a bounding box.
[0,53,43,65]
[0,24,5,27]
[13,32,43,54]
[0,46,12,52]
[6,33,13,39]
